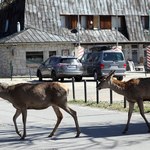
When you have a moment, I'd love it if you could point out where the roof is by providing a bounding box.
[1,0,150,44]
[24,0,150,42]
[60,29,129,43]
[0,28,75,44]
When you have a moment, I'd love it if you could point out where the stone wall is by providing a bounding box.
[0,42,147,77]
[0,45,13,77]
[0,42,74,77]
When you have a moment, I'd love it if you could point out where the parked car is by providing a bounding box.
[80,46,126,80]
[37,55,83,81]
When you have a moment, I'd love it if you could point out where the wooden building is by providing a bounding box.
[0,0,150,77]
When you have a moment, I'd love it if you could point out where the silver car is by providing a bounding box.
[37,55,83,81]
[80,46,126,80]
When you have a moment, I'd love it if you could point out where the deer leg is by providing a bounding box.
[20,108,27,140]
[123,102,135,134]
[13,109,22,137]
[48,106,63,137]
[59,104,80,137]
[137,100,150,132]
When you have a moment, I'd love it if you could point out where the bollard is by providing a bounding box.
[29,68,32,79]
[124,97,126,108]
[84,80,87,103]
[10,61,13,81]
[96,80,99,104]
[110,89,113,104]
[72,77,75,100]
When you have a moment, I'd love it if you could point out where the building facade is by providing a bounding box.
[0,0,150,77]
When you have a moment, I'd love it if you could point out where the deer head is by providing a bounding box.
[97,70,115,90]
[0,83,8,92]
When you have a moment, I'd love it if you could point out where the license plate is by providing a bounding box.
[67,65,76,69]
[110,65,118,69]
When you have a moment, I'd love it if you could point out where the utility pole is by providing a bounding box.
[77,2,80,46]
[116,9,119,47]
[148,9,150,40]
[115,9,122,47]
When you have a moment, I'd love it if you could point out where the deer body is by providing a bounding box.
[0,82,80,139]
[97,71,150,133]
[110,78,150,102]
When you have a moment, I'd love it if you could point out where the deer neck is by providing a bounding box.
[0,85,12,102]
[0,90,10,100]
[109,78,125,96]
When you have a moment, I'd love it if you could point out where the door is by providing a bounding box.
[80,53,92,76]
[132,50,138,64]
[41,58,54,77]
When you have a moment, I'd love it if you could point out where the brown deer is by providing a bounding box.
[0,82,80,139]
[97,70,150,134]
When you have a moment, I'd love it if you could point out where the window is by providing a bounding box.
[87,15,93,29]
[103,52,124,61]
[5,19,9,32]
[131,45,138,48]
[141,16,149,30]
[81,16,87,29]
[80,53,92,63]
[60,58,78,63]
[62,49,69,56]
[49,57,59,65]
[100,16,111,29]
[60,15,77,29]
[93,16,100,29]
[112,16,122,30]
[49,51,56,57]
[60,16,66,27]
[26,52,43,64]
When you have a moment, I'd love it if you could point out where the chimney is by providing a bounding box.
[17,22,20,32]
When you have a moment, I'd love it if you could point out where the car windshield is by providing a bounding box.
[60,58,78,63]
[103,52,124,61]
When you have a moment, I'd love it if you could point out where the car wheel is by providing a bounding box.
[38,71,43,81]
[74,76,82,82]
[51,71,58,81]
[60,78,64,82]
[94,71,98,80]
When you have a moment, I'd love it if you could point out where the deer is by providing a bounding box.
[0,82,80,139]
[97,70,150,134]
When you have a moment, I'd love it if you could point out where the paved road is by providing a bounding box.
[0,72,149,149]
[0,100,150,150]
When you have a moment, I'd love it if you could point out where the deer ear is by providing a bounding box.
[107,70,115,79]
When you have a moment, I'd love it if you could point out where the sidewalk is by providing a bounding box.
[0,72,149,84]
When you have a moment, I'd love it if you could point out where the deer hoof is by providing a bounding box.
[122,130,127,134]
[20,136,25,140]
[16,130,22,137]
[48,133,54,137]
[75,132,81,138]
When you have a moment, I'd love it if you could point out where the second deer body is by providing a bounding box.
[0,82,80,139]
[97,70,150,133]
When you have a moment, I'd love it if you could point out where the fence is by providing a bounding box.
[71,77,127,108]
[9,65,127,108]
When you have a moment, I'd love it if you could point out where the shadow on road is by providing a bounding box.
[1,122,148,141]
[80,123,149,138]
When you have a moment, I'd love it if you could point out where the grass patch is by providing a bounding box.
[69,100,150,113]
